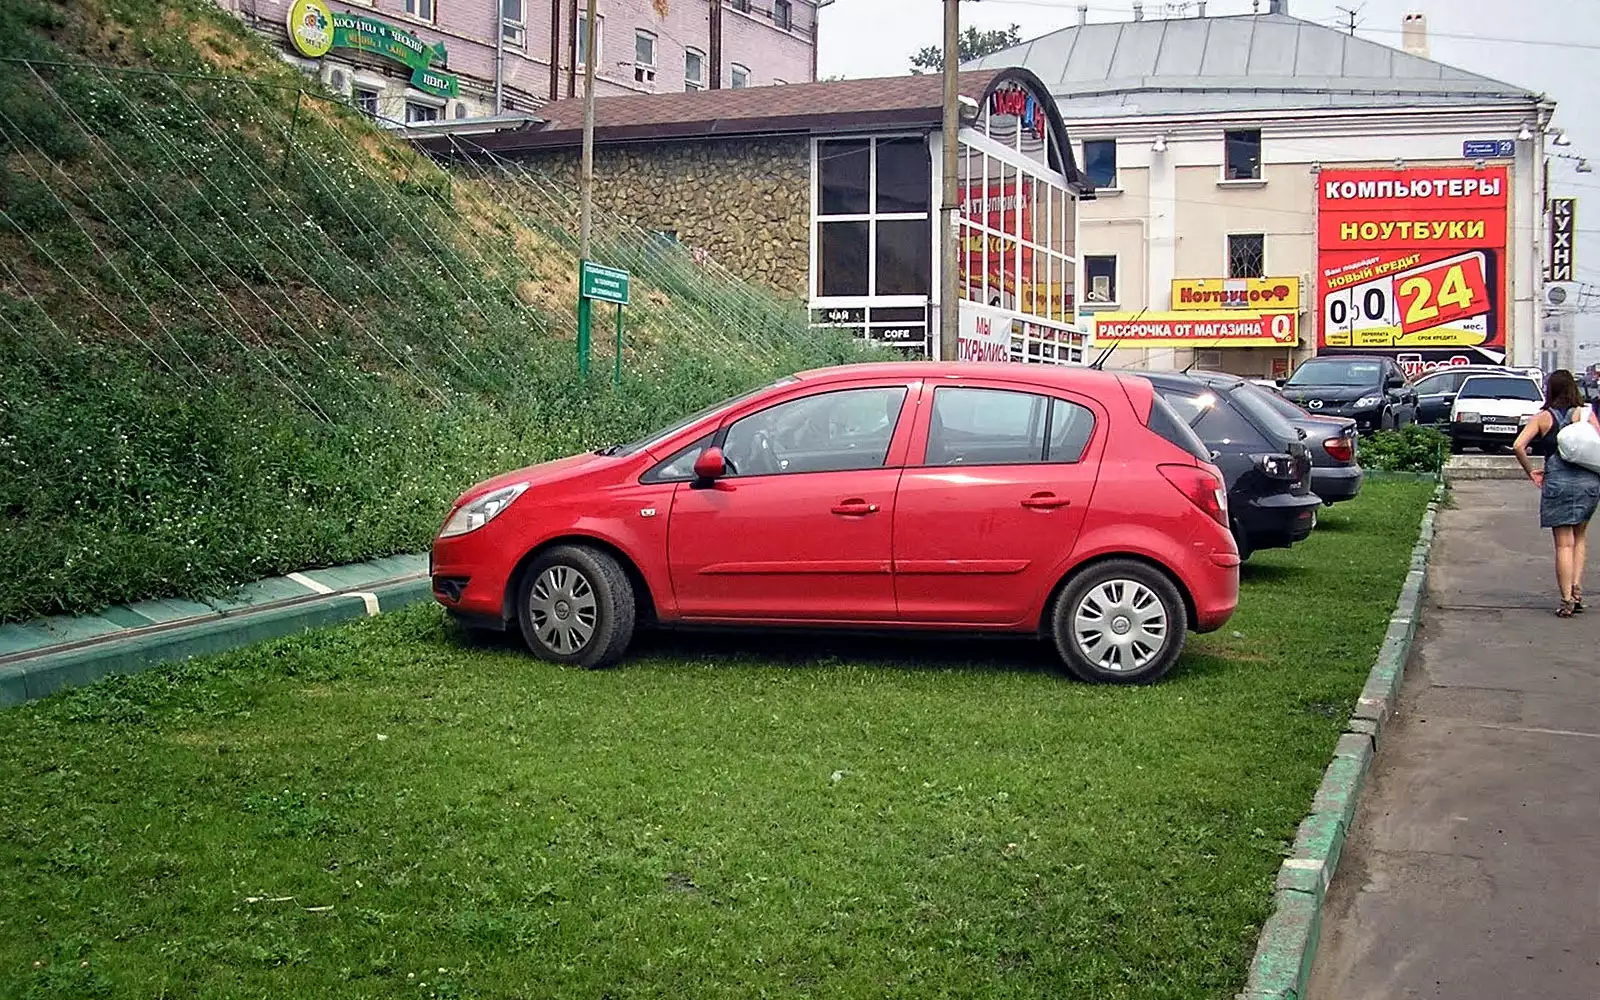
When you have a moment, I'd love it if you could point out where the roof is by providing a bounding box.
[422,69,1010,153]
[966,12,1542,119]
[420,67,1086,184]
[792,360,1131,390]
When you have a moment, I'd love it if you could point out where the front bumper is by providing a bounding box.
[1310,464,1364,504]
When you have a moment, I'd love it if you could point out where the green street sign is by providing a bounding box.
[580,261,631,305]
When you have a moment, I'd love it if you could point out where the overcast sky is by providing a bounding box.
[816,0,1600,356]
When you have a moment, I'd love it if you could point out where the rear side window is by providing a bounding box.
[924,387,1096,466]
[1163,390,1269,448]
[1145,393,1211,461]
[1231,384,1303,443]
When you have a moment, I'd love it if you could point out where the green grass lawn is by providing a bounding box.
[0,481,1433,1000]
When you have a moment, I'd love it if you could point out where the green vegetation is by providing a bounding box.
[1360,425,1450,473]
[0,481,1433,999]
[0,0,870,624]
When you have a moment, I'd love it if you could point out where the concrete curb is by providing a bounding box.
[0,564,434,709]
[1236,480,1446,1000]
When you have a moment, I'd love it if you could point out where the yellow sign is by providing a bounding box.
[287,0,335,59]
[1091,310,1299,349]
[1170,276,1301,312]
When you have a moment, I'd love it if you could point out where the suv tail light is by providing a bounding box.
[1323,436,1354,463]
[1159,463,1228,526]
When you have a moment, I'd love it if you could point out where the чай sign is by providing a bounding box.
[580,261,631,305]
[1550,198,1576,282]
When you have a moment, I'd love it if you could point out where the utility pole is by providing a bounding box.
[709,0,723,90]
[938,0,960,360]
[549,0,561,101]
[580,0,598,262]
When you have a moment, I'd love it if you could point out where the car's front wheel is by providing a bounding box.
[1049,560,1188,684]
[515,545,636,669]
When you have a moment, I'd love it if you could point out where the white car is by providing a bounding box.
[1448,372,1545,452]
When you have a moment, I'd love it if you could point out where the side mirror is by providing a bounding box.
[1386,376,1405,390]
[692,446,727,483]
[1208,449,1222,463]
[1274,378,1286,388]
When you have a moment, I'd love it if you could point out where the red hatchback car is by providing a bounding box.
[431,362,1239,683]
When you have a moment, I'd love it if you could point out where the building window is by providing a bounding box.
[684,48,704,91]
[577,12,601,66]
[730,63,749,89]
[729,0,750,10]
[404,0,434,23]
[352,87,380,116]
[501,0,524,45]
[774,0,792,30]
[633,30,657,83]
[814,137,932,300]
[1225,128,1261,181]
[1084,255,1116,304]
[1082,140,1116,189]
[956,144,1079,328]
[1228,234,1265,278]
[405,101,441,123]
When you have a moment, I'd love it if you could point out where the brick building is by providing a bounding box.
[222,0,825,122]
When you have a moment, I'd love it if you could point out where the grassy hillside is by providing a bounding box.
[0,0,870,623]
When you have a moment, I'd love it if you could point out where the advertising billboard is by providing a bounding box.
[1316,167,1508,362]
[959,179,1068,321]
[1091,311,1298,349]
[1171,277,1301,312]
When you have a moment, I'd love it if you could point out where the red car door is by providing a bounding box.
[892,382,1103,625]
[667,381,916,623]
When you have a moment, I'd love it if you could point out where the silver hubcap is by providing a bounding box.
[1073,579,1169,673]
[530,565,598,654]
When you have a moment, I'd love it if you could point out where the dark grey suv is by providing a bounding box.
[1280,355,1417,431]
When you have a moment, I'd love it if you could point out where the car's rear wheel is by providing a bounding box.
[1049,560,1188,685]
[1231,518,1254,562]
[515,545,636,669]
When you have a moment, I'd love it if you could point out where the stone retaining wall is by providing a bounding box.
[518,137,812,300]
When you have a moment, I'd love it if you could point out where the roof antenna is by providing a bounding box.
[1088,306,1148,370]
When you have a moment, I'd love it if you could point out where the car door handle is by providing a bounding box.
[831,500,879,516]
[1021,492,1072,510]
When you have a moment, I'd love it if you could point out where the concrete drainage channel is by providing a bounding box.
[0,554,433,707]
[1236,480,1446,1000]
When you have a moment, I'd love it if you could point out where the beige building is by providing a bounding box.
[973,3,1560,381]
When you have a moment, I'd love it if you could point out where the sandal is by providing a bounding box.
[1575,586,1586,612]
[1557,599,1577,618]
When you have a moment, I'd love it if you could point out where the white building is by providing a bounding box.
[971,3,1558,381]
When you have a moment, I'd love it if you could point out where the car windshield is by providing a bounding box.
[607,377,798,456]
[1458,376,1542,402]
[1285,360,1384,387]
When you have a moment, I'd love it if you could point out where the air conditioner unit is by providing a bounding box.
[324,66,351,95]
[1546,282,1578,312]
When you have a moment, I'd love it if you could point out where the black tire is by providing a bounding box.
[1048,560,1188,685]
[514,545,636,669]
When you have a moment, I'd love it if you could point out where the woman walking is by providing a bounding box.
[1513,369,1600,617]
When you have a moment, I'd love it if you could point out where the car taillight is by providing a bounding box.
[1159,463,1228,526]
[1251,453,1298,480]
[1324,436,1354,463]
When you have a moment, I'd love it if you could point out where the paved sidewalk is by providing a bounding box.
[1308,479,1600,999]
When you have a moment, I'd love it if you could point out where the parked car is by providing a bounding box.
[1253,384,1364,505]
[1279,355,1418,431]
[430,362,1240,684]
[1411,364,1514,425]
[1447,371,1545,452]
[1134,371,1323,560]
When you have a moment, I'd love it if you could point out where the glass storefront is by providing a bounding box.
[807,74,1088,363]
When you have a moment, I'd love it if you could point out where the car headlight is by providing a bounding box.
[1354,395,1383,409]
[438,482,530,538]
[1457,411,1481,424]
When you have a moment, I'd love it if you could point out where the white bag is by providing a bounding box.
[1556,409,1600,474]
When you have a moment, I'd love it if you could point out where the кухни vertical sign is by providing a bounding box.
[1317,166,1507,355]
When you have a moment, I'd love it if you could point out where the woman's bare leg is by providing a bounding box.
[1554,525,1578,603]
